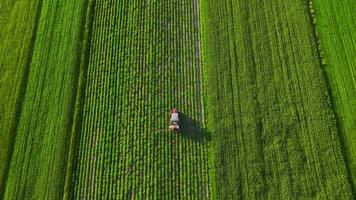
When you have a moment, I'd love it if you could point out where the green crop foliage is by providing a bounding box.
[0,0,355,199]
[70,0,209,199]
[0,1,41,194]
[2,0,89,199]
[311,0,356,192]
[200,0,353,199]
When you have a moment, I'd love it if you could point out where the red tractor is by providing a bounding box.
[169,108,180,131]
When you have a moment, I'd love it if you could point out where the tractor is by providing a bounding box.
[169,108,180,131]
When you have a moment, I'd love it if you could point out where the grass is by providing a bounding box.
[0,1,41,194]
[70,0,209,199]
[311,0,356,192]
[200,0,353,198]
[2,0,88,199]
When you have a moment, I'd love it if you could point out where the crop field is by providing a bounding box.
[310,0,356,190]
[0,0,354,199]
[200,0,353,198]
[68,0,209,199]
[1,0,88,199]
[0,0,41,192]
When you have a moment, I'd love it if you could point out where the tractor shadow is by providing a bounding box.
[179,112,211,143]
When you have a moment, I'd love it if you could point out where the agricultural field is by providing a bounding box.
[310,0,356,190]
[1,0,89,199]
[200,0,353,198]
[0,0,354,199]
[0,0,41,193]
[69,0,209,199]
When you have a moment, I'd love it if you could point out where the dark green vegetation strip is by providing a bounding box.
[200,0,353,199]
[311,0,356,191]
[0,1,41,194]
[2,0,88,199]
[72,0,209,199]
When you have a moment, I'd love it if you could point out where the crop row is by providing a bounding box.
[72,0,209,199]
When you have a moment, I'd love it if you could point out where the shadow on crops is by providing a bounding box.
[179,112,211,143]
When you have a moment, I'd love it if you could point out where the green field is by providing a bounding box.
[69,0,209,198]
[200,0,353,198]
[0,0,354,199]
[0,1,41,193]
[1,0,88,199]
[311,0,356,191]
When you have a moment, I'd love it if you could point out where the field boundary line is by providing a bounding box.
[193,0,203,125]
[0,1,44,198]
[62,0,95,199]
[194,0,211,198]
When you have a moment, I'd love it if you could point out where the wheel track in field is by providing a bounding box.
[193,0,203,125]
[194,0,210,198]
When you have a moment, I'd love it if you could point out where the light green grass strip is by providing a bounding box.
[312,0,356,192]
